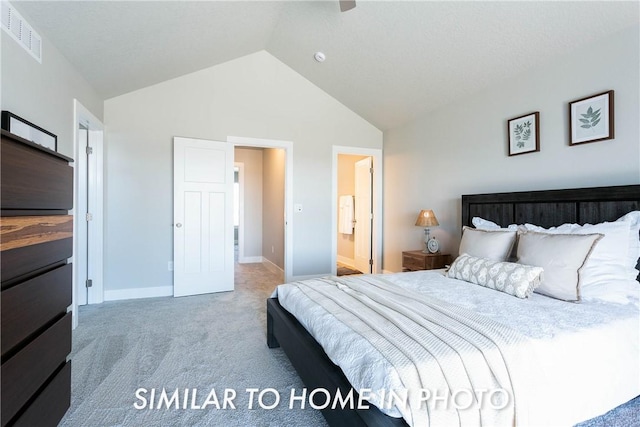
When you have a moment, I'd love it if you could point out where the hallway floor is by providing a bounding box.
[234,244,285,291]
[336,262,362,276]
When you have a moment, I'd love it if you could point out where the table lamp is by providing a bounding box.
[415,209,440,253]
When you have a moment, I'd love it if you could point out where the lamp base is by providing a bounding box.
[422,227,430,253]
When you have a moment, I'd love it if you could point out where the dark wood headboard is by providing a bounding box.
[461,184,640,279]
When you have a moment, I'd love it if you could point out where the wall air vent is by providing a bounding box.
[1,1,42,63]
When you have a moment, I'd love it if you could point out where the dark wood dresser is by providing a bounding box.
[1,129,73,426]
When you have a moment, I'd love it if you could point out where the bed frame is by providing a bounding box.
[267,184,640,426]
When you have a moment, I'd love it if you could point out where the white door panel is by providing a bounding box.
[209,192,226,271]
[184,147,226,183]
[174,137,234,297]
[183,191,202,274]
[354,157,372,274]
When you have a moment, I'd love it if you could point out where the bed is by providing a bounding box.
[267,184,640,426]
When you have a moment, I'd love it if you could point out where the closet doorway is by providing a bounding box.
[332,146,383,276]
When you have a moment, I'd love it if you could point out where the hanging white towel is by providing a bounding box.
[339,195,354,235]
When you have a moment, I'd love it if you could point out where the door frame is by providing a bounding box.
[234,162,245,262]
[227,136,293,282]
[331,146,383,275]
[72,99,105,328]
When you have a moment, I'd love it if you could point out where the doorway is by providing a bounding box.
[172,136,292,298]
[228,136,293,282]
[72,100,105,328]
[234,146,286,281]
[336,154,372,275]
[332,146,383,275]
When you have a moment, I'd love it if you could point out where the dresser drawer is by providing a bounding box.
[1,313,72,425]
[1,136,73,211]
[12,362,71,427]
[1,263,72,357]
[0,238,72,287]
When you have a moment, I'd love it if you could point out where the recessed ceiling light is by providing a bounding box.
[314,52,326,63]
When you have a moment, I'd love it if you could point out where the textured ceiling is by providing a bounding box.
[13,1,640,130]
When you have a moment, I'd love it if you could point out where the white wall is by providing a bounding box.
[383,24,640,273]
[235,147,263,259]
[1,17,103,157]
[262,148,285,269]
[104,50,382,293]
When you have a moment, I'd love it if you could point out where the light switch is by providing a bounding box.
[294,204,303,213]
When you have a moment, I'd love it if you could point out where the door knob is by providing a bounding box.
[176,223,182,228]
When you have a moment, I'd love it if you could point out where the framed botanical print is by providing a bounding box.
[508,111,539,156]
[569,90,614,146]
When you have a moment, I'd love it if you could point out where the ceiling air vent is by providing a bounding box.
[1,1,42,63]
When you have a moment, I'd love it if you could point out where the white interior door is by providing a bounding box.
[73,100,104,329]
[174,137,234,297]
[76,126,88,306]
[354,157,373,274]
[86,128,102,304]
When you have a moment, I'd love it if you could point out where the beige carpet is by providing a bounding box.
[60,261,327,426]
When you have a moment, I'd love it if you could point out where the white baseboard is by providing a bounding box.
[336,255,355,268]
[239,256,264,264]
[262,257,284,279]
[104,285,173,301]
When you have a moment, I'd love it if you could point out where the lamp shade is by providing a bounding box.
[415,209,439,227]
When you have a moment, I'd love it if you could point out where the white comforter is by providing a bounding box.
[275,271,640,427]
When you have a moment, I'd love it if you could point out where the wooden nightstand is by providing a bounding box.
[402,251,452,272]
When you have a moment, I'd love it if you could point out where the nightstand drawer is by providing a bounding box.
[403,253,428,270]
[402,251,451,271]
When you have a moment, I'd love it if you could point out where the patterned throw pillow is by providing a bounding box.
[447,253,543,299]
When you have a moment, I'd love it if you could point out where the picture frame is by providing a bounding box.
[569,90,614,146]
[1,110,57,151]
[507,111,539,156]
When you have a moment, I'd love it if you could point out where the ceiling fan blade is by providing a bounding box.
[339,0,356,12]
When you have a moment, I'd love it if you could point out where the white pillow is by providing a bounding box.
[472,217,522,261]
[523,220,633,287]
[447,253,543,299]
[472,217,499,229]
[471,217,519,231]
[458,227,517,262]
[616,211,640,280]
[517,231,603,302]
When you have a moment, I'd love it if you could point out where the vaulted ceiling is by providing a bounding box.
[14,1,639,130]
